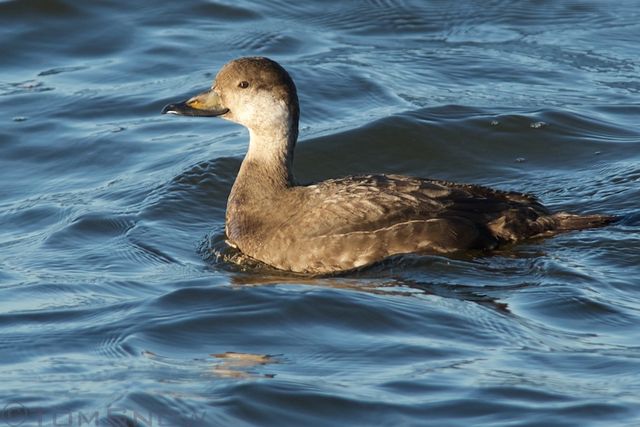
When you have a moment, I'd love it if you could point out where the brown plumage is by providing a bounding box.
[162,56,615,274]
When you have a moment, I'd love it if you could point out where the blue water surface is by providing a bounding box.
[1,0,639,426]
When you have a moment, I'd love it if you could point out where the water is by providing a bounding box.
[1,0,639,425]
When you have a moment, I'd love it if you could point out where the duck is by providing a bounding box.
[162,56,615,275]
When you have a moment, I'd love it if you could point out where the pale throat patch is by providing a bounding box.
[240,92,293,161]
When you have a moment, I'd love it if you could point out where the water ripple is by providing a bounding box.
[1,0,640,425]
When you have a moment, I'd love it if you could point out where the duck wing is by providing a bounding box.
[258,174,612,274]
[296,174,549,242]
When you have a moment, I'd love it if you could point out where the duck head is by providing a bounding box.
[162,57,299,136]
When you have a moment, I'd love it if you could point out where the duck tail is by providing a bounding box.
[552,212,618,231]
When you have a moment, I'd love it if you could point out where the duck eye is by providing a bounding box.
[238,81,249,89]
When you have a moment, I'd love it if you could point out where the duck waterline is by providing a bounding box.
[162,56,615,274]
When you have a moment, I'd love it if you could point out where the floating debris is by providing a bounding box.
[530,121,546,129]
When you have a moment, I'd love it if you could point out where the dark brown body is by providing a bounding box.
[226,171,614,274]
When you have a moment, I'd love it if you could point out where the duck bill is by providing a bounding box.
[161,89,229,117]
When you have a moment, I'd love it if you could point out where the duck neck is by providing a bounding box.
[226,120,297,244]
[236,118,298,191]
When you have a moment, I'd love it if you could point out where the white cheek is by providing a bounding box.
[236,92,288,129]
